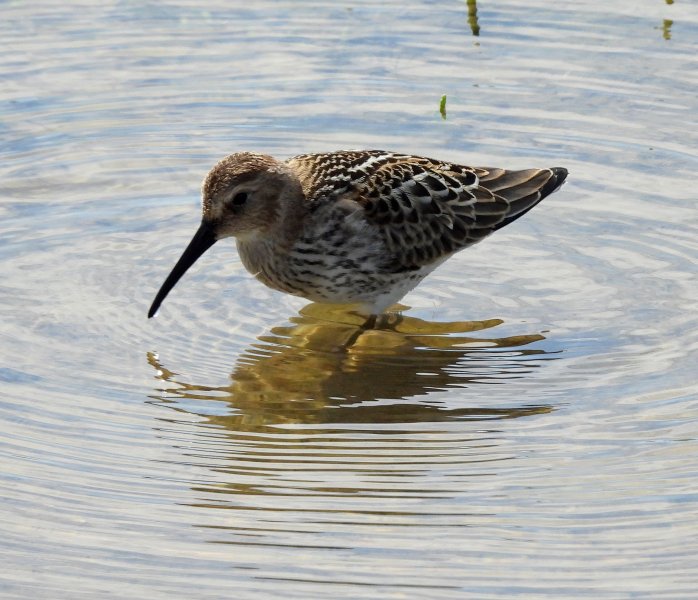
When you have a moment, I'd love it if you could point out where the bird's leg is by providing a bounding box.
[359,312,403,330]
[381,312,404,330]
[336,311,405,352]
[360,314,378,330]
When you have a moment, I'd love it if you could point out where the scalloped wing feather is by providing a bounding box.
[289,151,567,271]
[357,158,566,270]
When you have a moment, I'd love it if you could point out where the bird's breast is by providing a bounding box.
[235,204,395,305]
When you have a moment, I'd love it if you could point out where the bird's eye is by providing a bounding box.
[231,192,248,206]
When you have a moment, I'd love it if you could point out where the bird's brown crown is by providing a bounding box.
[201,152,281,218]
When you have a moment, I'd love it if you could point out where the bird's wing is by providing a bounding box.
[355,157,566,270]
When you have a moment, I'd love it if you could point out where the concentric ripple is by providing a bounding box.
[1,0,697,598]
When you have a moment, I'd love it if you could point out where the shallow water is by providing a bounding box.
[2,1,697,598]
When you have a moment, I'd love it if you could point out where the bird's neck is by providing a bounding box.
[273,173,308,247]
[235,173,307,290]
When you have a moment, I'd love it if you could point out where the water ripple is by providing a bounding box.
[1,0,697,598]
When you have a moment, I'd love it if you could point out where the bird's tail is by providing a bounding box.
[478,166,568,231]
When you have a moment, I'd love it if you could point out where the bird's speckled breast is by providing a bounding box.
[237,198,429,310]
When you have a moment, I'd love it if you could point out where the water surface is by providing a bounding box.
[1,1,697,598]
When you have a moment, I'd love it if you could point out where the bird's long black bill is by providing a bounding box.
[148,222,217,318]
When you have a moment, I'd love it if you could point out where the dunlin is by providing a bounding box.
[148,150,567,319]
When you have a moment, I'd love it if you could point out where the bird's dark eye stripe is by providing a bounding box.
[232,192,248,205]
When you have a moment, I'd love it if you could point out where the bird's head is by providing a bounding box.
[201,152,289,240]
[148,152,295,318]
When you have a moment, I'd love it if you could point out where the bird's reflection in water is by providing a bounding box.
[148,304,558,430]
